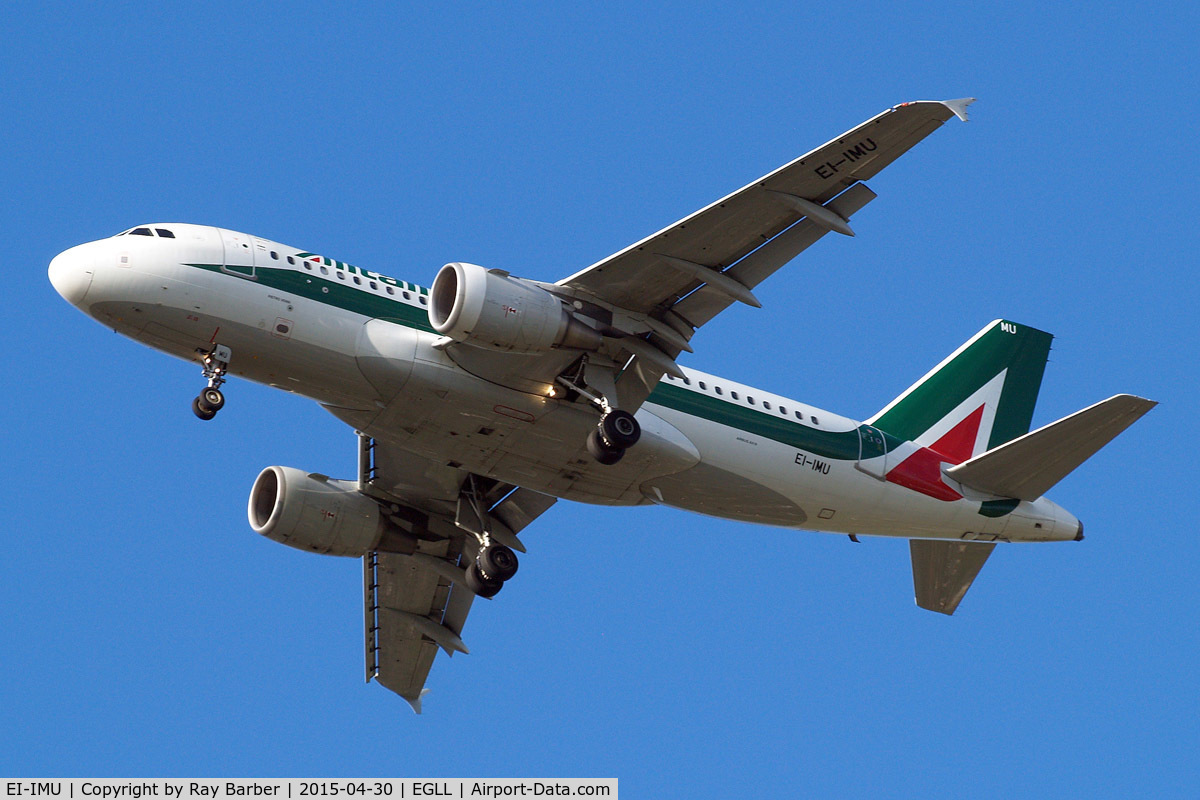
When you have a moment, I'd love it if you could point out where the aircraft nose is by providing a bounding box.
[48,245,95,307]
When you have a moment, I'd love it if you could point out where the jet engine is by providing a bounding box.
[429,262,601,353]
[248,466,410,557]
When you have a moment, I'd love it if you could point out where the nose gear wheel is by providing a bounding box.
[192,344,231,420]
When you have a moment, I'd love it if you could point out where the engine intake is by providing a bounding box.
[429,262,601,353]
[248,466,410,557]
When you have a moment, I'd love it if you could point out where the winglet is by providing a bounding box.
[942,97,976,122]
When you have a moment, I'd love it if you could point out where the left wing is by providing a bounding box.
[365,542,471,713]
[356,435,556,712]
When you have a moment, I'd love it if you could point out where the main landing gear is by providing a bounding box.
[555,375,642,466]
[457,474,521,599]
[463,542,519,599]
[554,371,643,470]
[586,409,641,465]
[192,344,231,421]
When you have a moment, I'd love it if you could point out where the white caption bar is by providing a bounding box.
[0,781,617,800]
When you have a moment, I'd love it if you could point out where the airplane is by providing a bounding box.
[48,98,1155,712]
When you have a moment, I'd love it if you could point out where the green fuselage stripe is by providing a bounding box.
[181,260,1019,515]
[645,381,864,460]
[184,263,436,333]
[184,261,881,462]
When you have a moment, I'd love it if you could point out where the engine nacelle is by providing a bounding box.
[248,466,386,557]
[429,261,601,353]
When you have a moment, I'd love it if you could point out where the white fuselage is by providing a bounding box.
[48,224,1080,543]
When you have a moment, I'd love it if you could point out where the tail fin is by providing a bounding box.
[867,320,1053,457]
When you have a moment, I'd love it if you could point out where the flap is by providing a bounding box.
[366,541,471,713]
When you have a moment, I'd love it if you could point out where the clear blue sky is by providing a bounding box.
[4,1,1197,795]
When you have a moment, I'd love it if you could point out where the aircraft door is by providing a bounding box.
[251,237,276,269]
[855,424,888,480]
[219,229,256,278]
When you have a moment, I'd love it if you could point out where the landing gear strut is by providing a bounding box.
[458,475,521,598]
[192,344,231,420]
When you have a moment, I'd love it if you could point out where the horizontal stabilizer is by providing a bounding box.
[945,394,1156,500]
[911,539,995,615]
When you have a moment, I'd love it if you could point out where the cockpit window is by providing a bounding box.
[131,228,152,236]
[155,228,176,238]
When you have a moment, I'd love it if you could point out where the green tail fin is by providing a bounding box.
[867,320,1053,454]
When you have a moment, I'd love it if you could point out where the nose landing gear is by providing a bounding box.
[192,344,231,420]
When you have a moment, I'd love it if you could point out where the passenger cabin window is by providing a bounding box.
[386,286,395,295]
[779,406,787,415]
[730,391,739,400]
[155,228,175,238]
[402,291,411,300]
[303,262,312,270]
[270,251,279,260]
[747,396,755,405]
[811,416,819,425]
[699,382,707,390]
[131,228,152,236]
[763,401,771,410]
[683,377,691,385]
[353,276,362,285]
[715,386,723,396]
[370,281,378,290]
[794,410,804,420]
[337,271,345,280]
[320,266,329,275]
[419,296,427,305]
[288,256,296,265]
